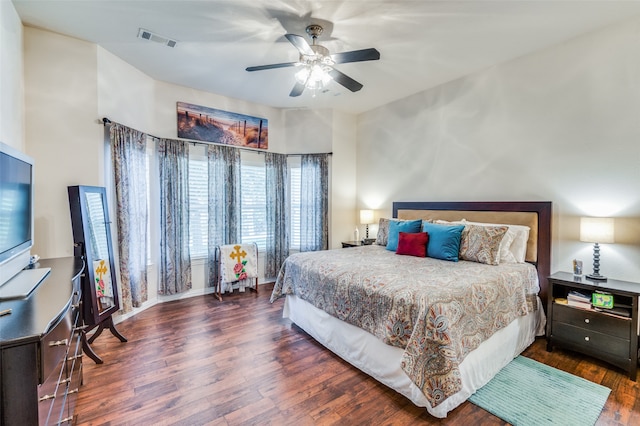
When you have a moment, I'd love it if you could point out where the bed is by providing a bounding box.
[270,201,552,418]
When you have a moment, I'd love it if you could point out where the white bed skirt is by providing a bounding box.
[283,295,546,418]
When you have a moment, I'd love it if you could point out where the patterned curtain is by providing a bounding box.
[265,152,289,278]
[157,138,192,295]
[110,123,148,312]
[300,153,329,251]
[207,144,241,286]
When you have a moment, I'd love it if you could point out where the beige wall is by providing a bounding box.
[283,108,359,248]
[357,17,640,282]
[0,1,24,150]
[24,27,102,258]
[330,110,358,247]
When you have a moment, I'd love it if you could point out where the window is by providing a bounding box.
[186,148,267,257]
[188,148,208,258]
[240,162,267,251]
[289,166,301,250]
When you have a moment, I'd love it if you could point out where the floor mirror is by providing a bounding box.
[68,185,127,364]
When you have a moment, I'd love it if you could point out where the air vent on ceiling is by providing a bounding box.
[137,28,177,48]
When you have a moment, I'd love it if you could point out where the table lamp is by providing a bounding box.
[580,217,614,281]
[359,209,375,239]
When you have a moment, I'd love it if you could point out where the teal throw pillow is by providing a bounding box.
[421,222,465,261]
[386,219,422,251]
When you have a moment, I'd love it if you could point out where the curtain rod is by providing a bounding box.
[102,117,159,142]
[286,153,333,156]
[101,117,331,157]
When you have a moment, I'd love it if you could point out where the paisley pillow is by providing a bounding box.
[459,225,508,265]
[376,218,391,246]
[376,218,433,246]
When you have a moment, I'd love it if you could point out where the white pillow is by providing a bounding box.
[460,220,530,263]
[496,230,517,263]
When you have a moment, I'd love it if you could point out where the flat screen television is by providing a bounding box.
[0,141,34,288]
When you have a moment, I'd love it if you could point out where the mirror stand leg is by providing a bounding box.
[87,322,106,344]
[87,315,127,344]
[106,316,128,343]
[81,330,103,364]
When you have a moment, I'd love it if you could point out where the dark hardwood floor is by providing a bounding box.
[75,284,640,425]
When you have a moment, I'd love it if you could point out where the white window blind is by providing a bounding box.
[155,148,269,258]
[188,152,208,258]
[289,166,301,250]
[241,163,266,251]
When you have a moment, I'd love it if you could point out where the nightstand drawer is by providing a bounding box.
[552,322,630,358]
[553,304,631,339]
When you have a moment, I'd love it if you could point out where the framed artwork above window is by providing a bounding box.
[177,102,268,150]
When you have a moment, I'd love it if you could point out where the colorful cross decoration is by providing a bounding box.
[229,245,247,263]
[95,259,108,280]
[94,259,108,298]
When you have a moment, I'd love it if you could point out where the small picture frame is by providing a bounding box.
[572,259,583,277]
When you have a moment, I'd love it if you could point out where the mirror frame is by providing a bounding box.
[68,185,120,325]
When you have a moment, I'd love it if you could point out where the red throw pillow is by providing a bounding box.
[396,232,429,257]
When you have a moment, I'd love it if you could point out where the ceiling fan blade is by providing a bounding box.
[289,82,306,97]
[331,48,380,64]
[328,69,363,92]
[285,33,314,56]
[246,62,298,72]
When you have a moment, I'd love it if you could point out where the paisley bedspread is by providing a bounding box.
[270,245,540,408]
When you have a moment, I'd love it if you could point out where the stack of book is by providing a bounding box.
[567,290,592,309]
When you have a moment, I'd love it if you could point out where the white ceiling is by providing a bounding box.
[12,0,640,114]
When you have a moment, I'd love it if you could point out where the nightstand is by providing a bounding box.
[341,241,363,248]
[547,271,640,380]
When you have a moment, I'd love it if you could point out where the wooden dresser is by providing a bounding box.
[0,257,84,425]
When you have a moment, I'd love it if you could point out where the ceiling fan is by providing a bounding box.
[246,24,380,97]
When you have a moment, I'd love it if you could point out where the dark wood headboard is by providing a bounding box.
[392,201,552,306]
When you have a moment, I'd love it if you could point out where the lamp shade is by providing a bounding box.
[580,217,614,244]
[359,209,375,225]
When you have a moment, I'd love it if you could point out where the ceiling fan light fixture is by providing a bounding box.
[295,64,332,90]
[311,64,332,85]
[294,67,310,84]
[246,23,379,97]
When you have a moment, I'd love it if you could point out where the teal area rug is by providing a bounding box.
[468,356,610,426]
